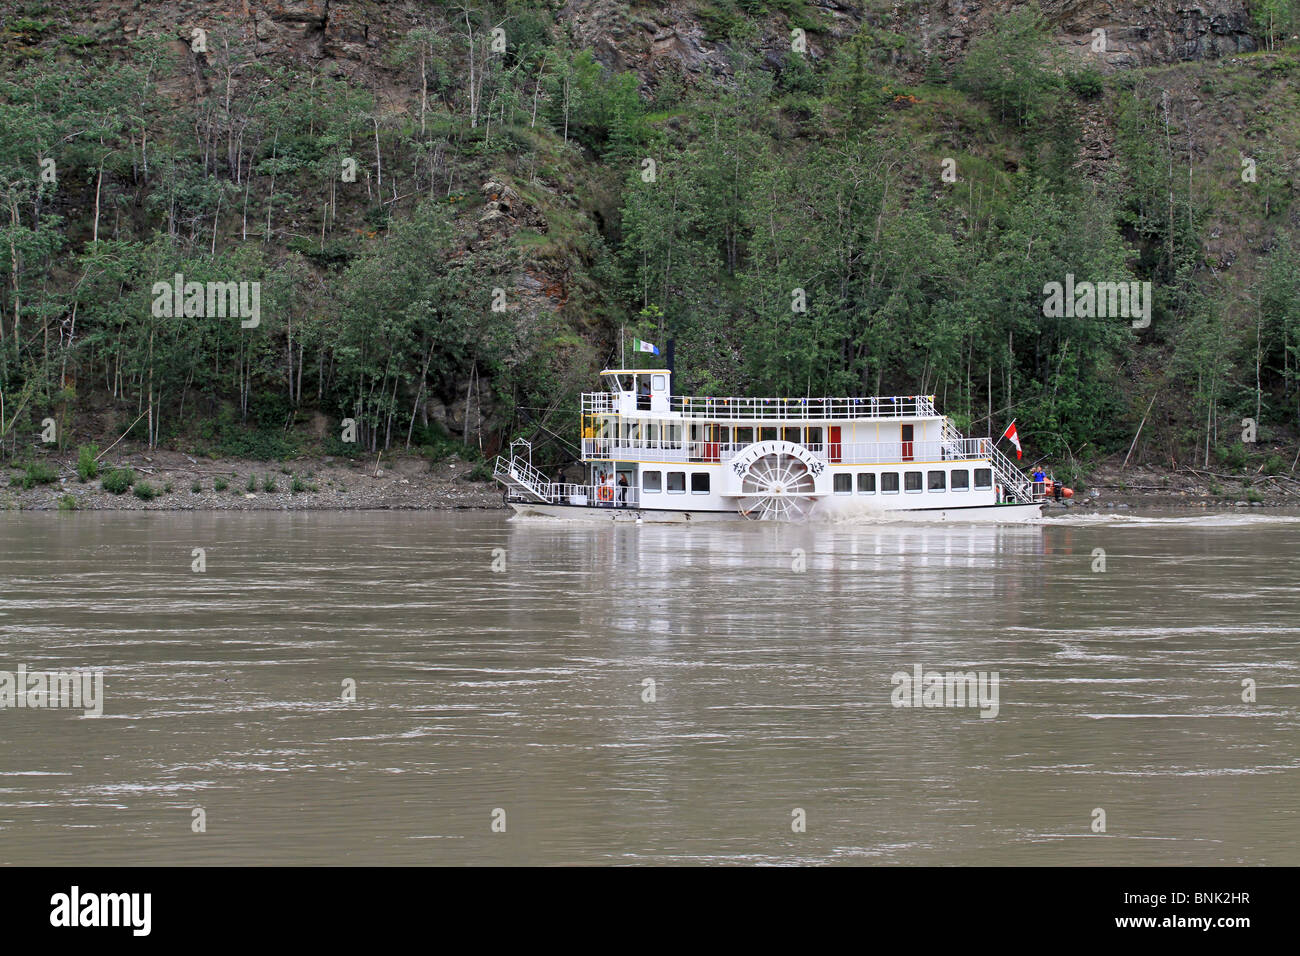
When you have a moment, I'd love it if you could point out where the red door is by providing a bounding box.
[829,426,842,463]
[901,424,914,461]
[704,424,720,463]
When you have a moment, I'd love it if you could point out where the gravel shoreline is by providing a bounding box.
[3,449,506,512]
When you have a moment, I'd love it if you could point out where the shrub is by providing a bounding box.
[246,474,258,493]
[132,481,160,500]
[322,434,367,459]
[76,445,100,482]
[163,481,174,494]
[1218,442,1249,472]
[101,468,135,494]
[262,475,277,493]
[1066,68,1104,99]
[213,423,296,461]
[57,494,78,511]
[21,461,59,489]
[291,474,307,494]
[191,480,202,493]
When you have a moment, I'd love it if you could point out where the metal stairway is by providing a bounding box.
[492,440,551,502]
[986,442,1035,502]
[936,414,1035,503]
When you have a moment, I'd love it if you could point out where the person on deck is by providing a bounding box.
[1032,467,1046,497]
[618,473,629,507]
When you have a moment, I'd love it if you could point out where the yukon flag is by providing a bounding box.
[632,338,659,356]
[1001,421,1022,460]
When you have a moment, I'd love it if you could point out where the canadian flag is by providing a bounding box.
[1001,421,1022,459]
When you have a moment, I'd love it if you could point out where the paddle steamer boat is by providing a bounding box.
[494,368,1044,522]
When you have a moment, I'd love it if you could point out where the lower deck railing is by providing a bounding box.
[506,481,641,508]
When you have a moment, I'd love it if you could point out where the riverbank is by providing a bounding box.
[1055,460,1300,510]
[2,448,505,511]
[4,449,1299,512]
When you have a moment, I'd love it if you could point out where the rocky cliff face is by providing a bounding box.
[1043,0,1257,69]
[64,0,1257,87]
[554,0,1257,89]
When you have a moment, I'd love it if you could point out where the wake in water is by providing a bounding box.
[1040,509,1300,528]
[805,497,999,525]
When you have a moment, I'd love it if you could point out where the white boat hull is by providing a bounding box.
[508,501,1043,523]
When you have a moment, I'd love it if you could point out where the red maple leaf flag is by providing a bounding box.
[1001,421,1022,459]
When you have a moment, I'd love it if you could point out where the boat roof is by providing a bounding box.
[600,368,670,376]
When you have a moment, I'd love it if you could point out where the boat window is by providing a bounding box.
[951,469,969,491]
[760,427,778,442]
[643,471,662,493]
[807,427,823,445]
[928,470,946,491]
[881,473,900,494]
[834,473,852,494]
[651,374,666,391]
[782,427,801,444]
[667,472,686,493]
[691,472,710,494]
[857,473,875,493]
[735,427,754,445]
[645,423,658,443]
[904,471,923,492]
[974,468,993,489]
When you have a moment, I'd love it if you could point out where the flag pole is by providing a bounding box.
[620,325,625,369]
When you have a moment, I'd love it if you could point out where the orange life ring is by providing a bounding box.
[598,484,614,502]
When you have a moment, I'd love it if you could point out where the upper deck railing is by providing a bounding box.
[582,437,994,465]
[583,392,617,414]
[582,392,938,420]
